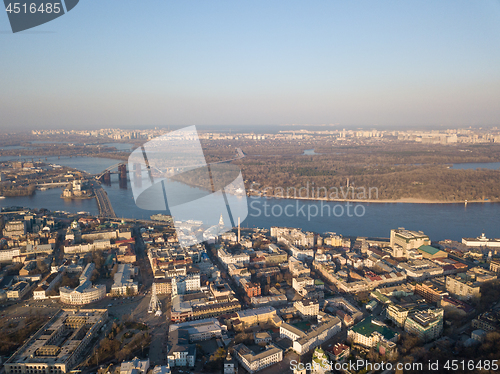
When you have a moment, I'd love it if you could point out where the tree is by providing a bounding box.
[110,263,119,278]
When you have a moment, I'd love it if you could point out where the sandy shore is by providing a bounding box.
[248,194,495,204]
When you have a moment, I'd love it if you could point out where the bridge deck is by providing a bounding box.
[92,182,117,218]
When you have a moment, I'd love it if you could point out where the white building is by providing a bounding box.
[348,317,398,349]
[234,343,283,374]
[280,315,342,355]
[217,247,250,268]
[172,274,201,296]
[60,281,106,305]
[0,248,21,263]
[59,262,105,305]
[111,263,138,295]
[120,357,150,374]
[390,228,430,258]
[462,233,500,248]
[294,299,319,317]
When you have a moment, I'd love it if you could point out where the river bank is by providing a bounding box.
[247,194,493,204]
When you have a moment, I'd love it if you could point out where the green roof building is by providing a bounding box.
[418,245,448,259]
[348,316,399,348]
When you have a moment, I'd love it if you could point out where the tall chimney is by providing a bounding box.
[238,217,241,243]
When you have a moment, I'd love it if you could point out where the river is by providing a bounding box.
[1,156,499,241]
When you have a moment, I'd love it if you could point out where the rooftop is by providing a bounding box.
[350,316,397,341]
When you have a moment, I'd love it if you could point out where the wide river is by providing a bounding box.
[1,155,499,241]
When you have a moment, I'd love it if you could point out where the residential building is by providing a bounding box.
[325,343,350,362]
[294,299,319,317]
[415,278,448,303]
[240,278,261,298]
[445,272,488,301]
[153,279,172,295]
[167,329,196,368]
[217,246,250,268]
[172,274,201,296]
[404,308,444,342]
[0,247,22,263]
[472,311,500,332]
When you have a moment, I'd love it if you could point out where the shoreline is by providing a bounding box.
[170,178,497,204]
[247,194,496,204]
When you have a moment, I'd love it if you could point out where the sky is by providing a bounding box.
[1,0,500,131]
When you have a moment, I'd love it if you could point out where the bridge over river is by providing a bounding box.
[91,181,116,218]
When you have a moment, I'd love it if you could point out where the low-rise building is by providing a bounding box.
[348,316,399,349]
[167,329,196,368]
[120,357,150,374]
[169,318,222,341]
[7,281,31,300]
[153,279,172,295]
[111,263,138,295]
[397,259,443,281]
[254,331,272,344]
[417,245,448,259]
[280,314,342,355]
[235,306,277,328]
[234,343,283,374]
[472,311,500,332]
[293,315,342,355]
[33,271,64,300]
[325,343,350,362]
[4,309,107,374]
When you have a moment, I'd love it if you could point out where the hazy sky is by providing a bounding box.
[1,1,500,131]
